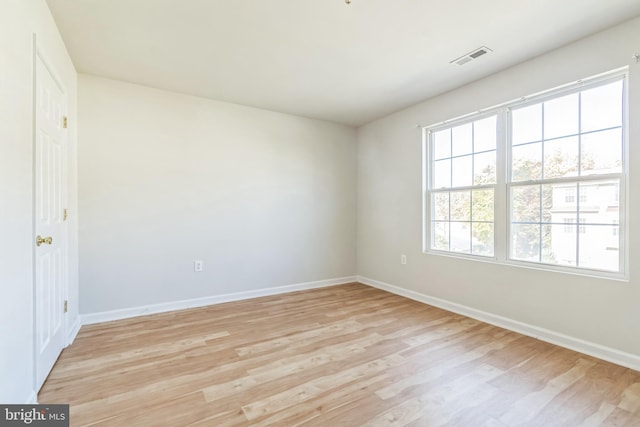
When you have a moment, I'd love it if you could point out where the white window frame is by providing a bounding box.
[423,111,503,259]
[423,68,628,280]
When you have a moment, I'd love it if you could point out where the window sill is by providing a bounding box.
[423,249,628,282]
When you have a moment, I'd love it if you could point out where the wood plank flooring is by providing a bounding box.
[39,283,640,426]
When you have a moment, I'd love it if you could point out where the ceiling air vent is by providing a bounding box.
[450,46,493,66]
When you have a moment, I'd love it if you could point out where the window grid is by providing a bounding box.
[424,71,626,278]
[508,80,623,271]
[429,115,497,257]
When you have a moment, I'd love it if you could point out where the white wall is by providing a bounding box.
[358,17,640,360]
[78,75,357,314]
[0,0,78,403]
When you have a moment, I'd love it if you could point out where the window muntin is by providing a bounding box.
[425,71,626,278]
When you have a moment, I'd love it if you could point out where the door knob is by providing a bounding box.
[36,235,53,246]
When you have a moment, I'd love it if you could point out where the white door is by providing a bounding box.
[34,51,68,391]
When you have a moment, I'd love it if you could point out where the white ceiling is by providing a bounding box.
[46,0,640,127]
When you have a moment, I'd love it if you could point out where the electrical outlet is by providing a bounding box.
[194,260,204,272]
[401,254,407,265]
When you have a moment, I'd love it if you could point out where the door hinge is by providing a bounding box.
[63,116,68,129]
[64,300,68,313]
[63,208,68,221]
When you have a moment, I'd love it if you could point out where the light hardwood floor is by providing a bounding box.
[39,283,640,426]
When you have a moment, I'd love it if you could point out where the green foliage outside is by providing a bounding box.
[433,145,597,260]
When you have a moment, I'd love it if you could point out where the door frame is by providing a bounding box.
[32,34,70,393]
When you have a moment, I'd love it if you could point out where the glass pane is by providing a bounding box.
[543,136,579,179]
[544,93,579,139]
[541,184,555,223]
[433,192,449,221]
[472,223,494,256]
[578,226,619,271]
[512,185,540,223]
[579,183,593,208]
[474,151,496,185]
[432,221,449,251]
[511,224,540,262]
[512,142,542,182]
[433,129,451,160]
[512,103,542,145]
[474,116,497,152]
[433,159,451,189]
[581,80,623,133]
[450,191,471,221]
[450,222,471,253]
[581,128,622,175]
[578,180,620,224]
[452,123,472,156]
[452,155,473,187]
[543,224,576,266]
[472,189,494,222]
[549,184,577,217]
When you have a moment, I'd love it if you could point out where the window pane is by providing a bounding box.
[433,159,451,188]
[474,116,497,152]
[433,129,451,160]
[540,184,555,223]
[450,191,471,221]
[450,222,471,253]
[474,151,496,185]
[452,155,473,187]
[472,189,494,222]
[543,224,576,266]
[452,123,473,156]
[581,80,623,133]
[512,185,540,223]
[579,183,593,208]
[578,226,619,271]
[549,183,577,219]
[544,93,579,139]
[543,136,578,179]
[511,224,540,262]
[512,103,542,145]
[512,142,542,182]
[581,128,622,175]
[432,221,449,251]
[472,223,494,256]
[433,192,449,221]
[578,180,620,225]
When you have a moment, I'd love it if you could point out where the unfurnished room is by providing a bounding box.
[1,0,640,425]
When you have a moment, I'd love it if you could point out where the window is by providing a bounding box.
[562,218,586,234]
[429,115,497,256]
[564,188,575,203]
[563,218,573,233]
[579,190,588,204]
[424,71,626,277]
[578,218,586,234]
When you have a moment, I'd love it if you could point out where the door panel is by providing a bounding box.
[35,52,67,391]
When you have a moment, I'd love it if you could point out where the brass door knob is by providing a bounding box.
[36,235,53,246]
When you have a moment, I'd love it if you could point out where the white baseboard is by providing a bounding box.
[66,316,81,346]
[80,276,358,326]
[358,276,640,372]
